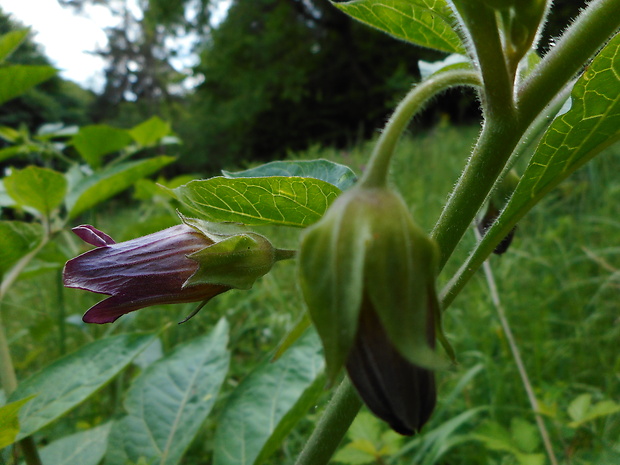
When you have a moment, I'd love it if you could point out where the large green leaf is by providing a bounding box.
[19,423,112,465]
[172,177,341,227]
[465,32,620,269]
[213,330,325,465]
[0,29,29,63]
[333,0,465,54]
[0,397,35,449]
[8,333,156,440]
[3,166,67,216]
[72,125,134,168]
[0,65,58,106]
[66,156,174,218]
[0,221,44,277]
[223,159,358,191]
[104,319,230,465]
[129,116,172,147]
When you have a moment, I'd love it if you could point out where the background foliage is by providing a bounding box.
[0,0,618,464]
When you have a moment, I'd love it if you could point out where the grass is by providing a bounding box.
[3,124,619,464]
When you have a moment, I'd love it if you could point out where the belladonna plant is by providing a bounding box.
[63,216,295,324]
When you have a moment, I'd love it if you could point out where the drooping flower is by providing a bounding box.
[298,185,453,435]
[64,218,289,324]
[345,295,436,436]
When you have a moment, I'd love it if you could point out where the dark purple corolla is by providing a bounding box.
[64,224,231,324]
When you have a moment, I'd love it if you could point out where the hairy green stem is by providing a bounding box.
[360,69,481,188]
[450,0,515,118]
[433,0,619,271]
[274,248,297,261]
[294,377,362,465]
[432,118,520,269]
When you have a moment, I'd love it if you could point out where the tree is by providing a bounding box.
[0,8,94,128]
[59,0,212,124]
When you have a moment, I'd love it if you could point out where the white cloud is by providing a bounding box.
[1,0,111,91]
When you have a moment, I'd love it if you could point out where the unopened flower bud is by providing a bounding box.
[299,185,452,432]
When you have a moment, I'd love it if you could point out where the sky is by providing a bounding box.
[1,0,115,91]
[1,0,231,93]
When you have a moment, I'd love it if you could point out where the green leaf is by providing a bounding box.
[332,0,465,54]
[568,393,592,423]
[0,125,21,143]
[0,65,58,106]
[20,423,112,465]
[0,396,35,449]
[0,29,29,62]
[471,421,517,454]
[410,407,484,464]
[510,418,540,454]
[105,319,230,465]
[66,156,174,218]
[223,159,358,191]
[0,221,44,277]
[567,395,620,428]
[335,412,404,464]
[129,116,172,147]
[35,123,78,140]
[472,32,620,261]
[213,330,325,465]
[514,453,545,465]
[3,166,67,216]
[72,125,134,168]
[0,146,26,163]
[171,177,341,227]
[8,333,156,440]
[518,32,620,201]
[272,313,312,361]
[333,439,378,464]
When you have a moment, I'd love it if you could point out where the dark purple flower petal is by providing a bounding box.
[72,225,116,246]
[63,224,229,323]
[346,296,436,436]
[81,284,230,324]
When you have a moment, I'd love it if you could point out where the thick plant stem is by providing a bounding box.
[432,119,520,269]
[433,0,620,271]
[451,1,515,118]
[360,69,481,188]
[479,232,558,465]
[294,377,362,465]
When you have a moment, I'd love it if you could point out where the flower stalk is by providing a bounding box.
[360,69,481,188]
[294,377,362,465]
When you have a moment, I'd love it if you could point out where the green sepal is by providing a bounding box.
[299,186,451,384]
[185,233,276,290]
[361,189,448,370]
[299,188,371,384]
